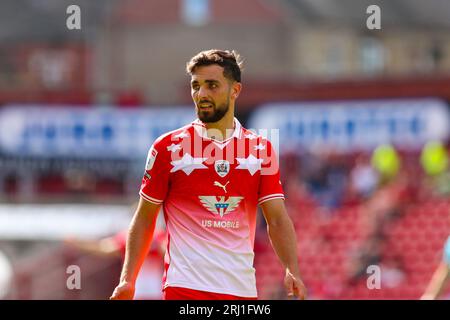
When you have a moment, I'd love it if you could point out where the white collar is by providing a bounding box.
[192,117,242,143]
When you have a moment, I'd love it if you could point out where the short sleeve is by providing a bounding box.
[139,139,170,205]
[257,138,285,205]
[444,236,450,266]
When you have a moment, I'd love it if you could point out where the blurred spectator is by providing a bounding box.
[420,141,450,198]
[280,151,314,211]
[347,149,412,285]
[65,226,166,300]
[349,153,379,201]
[346,237,383,285]
[302,149,349,211]
[371,144,400,185]
[361,168,411,238]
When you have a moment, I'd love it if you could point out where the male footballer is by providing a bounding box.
[110,49,307,300]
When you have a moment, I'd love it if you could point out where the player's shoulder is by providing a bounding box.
[152,121,195,148]
[241,126,261,140]
[240,126,273,146]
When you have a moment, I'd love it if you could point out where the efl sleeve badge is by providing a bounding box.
[145,146,158,171]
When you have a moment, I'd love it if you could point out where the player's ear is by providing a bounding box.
[231,82,242,100]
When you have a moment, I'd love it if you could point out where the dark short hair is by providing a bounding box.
[186,49,243,83]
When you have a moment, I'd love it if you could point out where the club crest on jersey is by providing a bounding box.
[199,196,243,218]
[145,147,158,171]
[214,160,230,177]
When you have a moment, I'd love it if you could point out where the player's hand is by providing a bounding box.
[110,281,135,300]
[284,270,307,300]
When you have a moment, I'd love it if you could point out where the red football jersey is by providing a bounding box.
[140,118,284,297]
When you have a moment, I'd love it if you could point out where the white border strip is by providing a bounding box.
[258,193,284,203]
[258,194,285,205]
[139,191,164,205]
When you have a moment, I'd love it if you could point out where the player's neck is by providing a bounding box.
[203,112,235,141]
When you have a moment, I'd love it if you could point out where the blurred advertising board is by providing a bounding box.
[0,106,195,159]
[0,204,131,240]
[248,98,450,153]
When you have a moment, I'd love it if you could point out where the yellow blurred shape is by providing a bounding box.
[371,144,400,178]
[421,141,448,176]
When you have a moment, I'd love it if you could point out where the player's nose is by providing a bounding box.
[197,86,209,101]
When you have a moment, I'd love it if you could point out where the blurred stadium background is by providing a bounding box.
[0,0,449,300]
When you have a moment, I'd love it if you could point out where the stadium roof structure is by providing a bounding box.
[0,0,117,43]
[110,0,285,26]
[282,0,450,29]
[1,0,449,43]
[92,0,450,29]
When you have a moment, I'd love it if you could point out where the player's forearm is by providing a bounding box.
[267,215,300,276]
[120,211,156,284]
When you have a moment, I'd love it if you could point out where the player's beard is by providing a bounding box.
[197,96,230,123]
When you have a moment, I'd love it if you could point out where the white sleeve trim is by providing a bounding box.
[139,190,164,205]
[258,193,285,205]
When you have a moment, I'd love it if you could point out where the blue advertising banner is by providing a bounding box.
[0,106,195,159]
[247,98,449,153]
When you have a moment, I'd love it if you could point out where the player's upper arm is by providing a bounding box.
[136,196,162,226]
[139,137,171,204]
[257,138,285,205]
